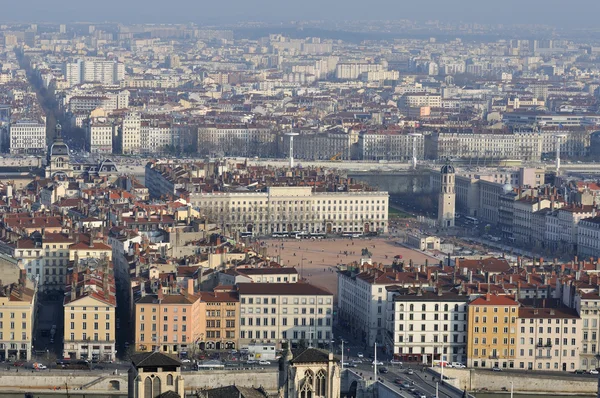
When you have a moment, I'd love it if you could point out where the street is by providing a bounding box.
[332,326,464,398]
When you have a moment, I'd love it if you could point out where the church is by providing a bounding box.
[44,123,119,179]
[45,123,73,179]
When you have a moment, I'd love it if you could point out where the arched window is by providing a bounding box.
[455,304,459,311]
[422,304,426,311]
[399,304,404,312]
[315,369,327,397]
[152,376,161,397]
[301,370,314,398]
[166,374,173,386]
[444,304,449,312]
[434,304,439,311]
[409,304,414,311]
[144,377,152,398]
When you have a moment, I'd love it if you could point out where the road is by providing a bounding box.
[332,326,463,398]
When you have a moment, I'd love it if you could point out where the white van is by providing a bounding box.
[450,362,466,368]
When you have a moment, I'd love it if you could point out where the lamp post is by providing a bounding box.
[510,380,514,398]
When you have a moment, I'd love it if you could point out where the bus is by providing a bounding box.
[272,232,289,238]
[464,216,479,225]
[240,232,253,238]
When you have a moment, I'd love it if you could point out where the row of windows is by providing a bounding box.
[241,317,331,327]
[240,330,331,340]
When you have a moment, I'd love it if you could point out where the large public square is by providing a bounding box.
[263,237,438,298]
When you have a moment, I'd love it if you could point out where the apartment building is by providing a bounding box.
[577,216,600,258]
[237,283,333,349]
[141,120,175,155]
[87,117,114,154]
[398,93,441,109]
[63,261,116,361]
[134,282,202,355]
[197,124,274,157]
[467,294,519,369]
[357,130,424,162]
[338,267,423,347]
[219,267,299,285]
[121,113,141,155]
[200,287,239,350]
[516,307,581,372]
[9,120,46,154]
[425,131,543,162]
[0,274,37,361]
[513,197,555,246]
[280,128,357,161]
[335,63,383,80]
[144,166,390,236]
[575,291,600,370]
[545,206,596,253]
[386,288,468,365]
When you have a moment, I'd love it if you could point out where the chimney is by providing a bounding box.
[486,291,491,301]
[187,278,195,295]
[157,287,164,302]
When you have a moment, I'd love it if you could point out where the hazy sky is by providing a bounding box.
[3,0,598,27]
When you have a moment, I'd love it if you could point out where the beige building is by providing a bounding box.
[193,186,388,236]
[63,260,116,361]
[0,273,37,361]
[516,306,581,372]
[134,282,203,356]
[200,287,239,350]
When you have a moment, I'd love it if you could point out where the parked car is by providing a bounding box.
[574,369,587,374]
[342,362,357,368]
[390,359,403,365]
[378,367,389,374]
[357,352,364,358]
[406,368,414,375]
[181,359,191,363]
[258,360,271,365]
[372,360,384,366]
[590,369,599,375]
[246,360,256,364]
[33,363,47,370]
[13,361,25,367]
[492,367,502,372]
[450,362,466,368]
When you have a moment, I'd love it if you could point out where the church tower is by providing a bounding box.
[45,123,72,178]
[438,162,455,228]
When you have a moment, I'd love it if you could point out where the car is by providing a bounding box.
[342,362,357,368]
[372,360,384,366]
[574,369,586,374]
[33,363,47,370]
[399,382,411,389]
[351,359,362,364]
[246,360,256,364]
[394,378,404,385]
[406,368,414,375]
[357,352,364,358]
[258,360,271,365]
[14,361,25,367]
[407,387,417,393]
[230,350,237,354]
[390,359,403,365]
[378,367,389,374]
[181,359,191,363]
[590,369,599,375]
[450,362,466,369]
[492,367,502,372]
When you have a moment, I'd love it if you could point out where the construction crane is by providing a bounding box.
[330,152,342,161]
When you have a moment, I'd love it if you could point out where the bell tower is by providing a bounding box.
[438,161,455,228]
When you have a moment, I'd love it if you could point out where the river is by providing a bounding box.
[474,393,595,398]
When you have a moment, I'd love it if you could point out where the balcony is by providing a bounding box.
[535,355,552,359]
[488,355,499,359]
[536,343,552,348]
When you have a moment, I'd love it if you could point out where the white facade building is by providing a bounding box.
[121,113,141,154]
[386,289,468,365]
[237,283,333,349]
[9,121,46,154]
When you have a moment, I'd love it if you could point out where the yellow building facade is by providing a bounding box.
[467,294,519,369]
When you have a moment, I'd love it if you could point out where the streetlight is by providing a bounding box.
[510,380,514,398]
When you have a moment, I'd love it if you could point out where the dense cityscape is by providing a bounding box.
[1,17,600,398]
